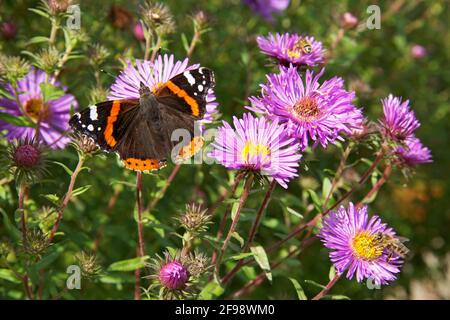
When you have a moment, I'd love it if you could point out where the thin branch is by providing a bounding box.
[312,273,342,300]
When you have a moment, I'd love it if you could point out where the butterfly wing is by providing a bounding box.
[154,67,215,119]
[69,99,140,151]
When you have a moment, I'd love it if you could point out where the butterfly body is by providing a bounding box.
[69,67,215,172]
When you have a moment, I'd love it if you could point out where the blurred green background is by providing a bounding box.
[1,0,449,299]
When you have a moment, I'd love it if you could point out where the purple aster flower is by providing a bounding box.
[379,94,420,141]
[395,135,432,167]
[410,44,427,59]
[209,113,301,189]
[248,66,363,150]
[159,260,189,290]
[108,54,218,126]
[0,67,78,149]
[243,0,290,21]
[257,33,325,67]
[319,203,405,286]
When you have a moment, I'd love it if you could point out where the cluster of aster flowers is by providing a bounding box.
[379,94,432,167]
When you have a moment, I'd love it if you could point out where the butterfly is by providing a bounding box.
[69,67,215,172]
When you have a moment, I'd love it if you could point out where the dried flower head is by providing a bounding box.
[141,1,175,35]
[340,12,359,30]
[88,86,109,104]
[70,133,99,156]
[88,44,110,67]
[8,138,49,184]
[192,10,208,31]
[109,5,133,30]
[75,251,102,277]
[182,251,211,279]
[23,229,51,256]
[176,203,211,234]
[0,55,30,84]
[31,47,61,75]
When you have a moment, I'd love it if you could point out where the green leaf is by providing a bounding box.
[288,277,308,300]
[0,112,35,128]
[71,185,91,197]
[27,36,49,45]
[329,295,351,300]
[329,265,336,281]
[181,33,189,53]
[286,207,303,219]
[0,209,21,241]
[0,269,21,284]
[199,280,224,300]
[322,177,332,200]
[41,194,60,205]
[28,7,50,18]
[230,201,240,221]
[40,83,65,102]
[108,256,149,272]
[51,160,74,176]
[305,279,326,290]
[228,252,253,261]
[250,246,272,282]
[231,231,244,248]
[307,189,322,209]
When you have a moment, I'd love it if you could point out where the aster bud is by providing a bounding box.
[75,251,102,278]
[192,10,208,31]
[8,138,48,184]
[1,21,18,40]
[133,22,145,42]
[176,203,211,235]
[159,260,189,290]
[340,12,358,30]
[410,44,427,59]
[0,55,30,84]
[48,0,73,15]
[141,1,175,35]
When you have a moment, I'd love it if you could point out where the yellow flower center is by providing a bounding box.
[292,96,320,122]
[351,231,383,261]
[286,49,302,59]
[151,82,163,93]
[241,141,271,163]
[24,98,49,121]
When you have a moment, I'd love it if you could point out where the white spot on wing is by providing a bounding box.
[198,84,204,92]
[87,124,94,131]
[89,105,98,121]
[184,71,195,85]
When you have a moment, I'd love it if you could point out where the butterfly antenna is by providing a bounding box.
[100,69,116,78]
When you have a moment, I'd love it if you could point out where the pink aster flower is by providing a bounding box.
[248,66,363,150]
[108,54,218,125]
[257,33,325,67]
[394,135,432,167]
[159,260,189,290]
[319,203,405,286]
[243,0,290,22]
[379,94,420,141]
[0,67,78,149]
[209,113,301,189]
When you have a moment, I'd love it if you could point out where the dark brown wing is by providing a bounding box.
[154,67,215,119]
[69,99,139,152]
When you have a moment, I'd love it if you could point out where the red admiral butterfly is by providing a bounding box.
[69,67,215,172]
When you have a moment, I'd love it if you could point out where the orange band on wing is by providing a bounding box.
[104,101,121,147]
[122,158,166,172]
[176,136,204,162]
[165,80,200,117]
